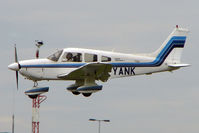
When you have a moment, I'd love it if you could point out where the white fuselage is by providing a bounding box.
[16,48,172,81]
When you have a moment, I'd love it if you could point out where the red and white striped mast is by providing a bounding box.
[32,41,46,133]
[32,95,47,133]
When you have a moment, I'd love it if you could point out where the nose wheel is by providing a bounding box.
[28,81,39,99]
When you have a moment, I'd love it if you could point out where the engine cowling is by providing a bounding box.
[25,86,49,99]
[77,85,102,93]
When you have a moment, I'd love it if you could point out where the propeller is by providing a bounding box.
[14,44,21,90]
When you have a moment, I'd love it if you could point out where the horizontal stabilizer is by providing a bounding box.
[168,63,191,68]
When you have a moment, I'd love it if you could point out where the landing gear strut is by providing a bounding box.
[34,81,38,87]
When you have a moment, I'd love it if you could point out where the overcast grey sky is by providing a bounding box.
[0,0,198,133]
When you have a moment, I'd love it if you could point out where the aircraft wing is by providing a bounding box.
[57,63,112,82]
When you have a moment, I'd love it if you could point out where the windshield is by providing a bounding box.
[47,50,63,62]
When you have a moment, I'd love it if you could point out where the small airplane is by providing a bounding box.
[8,25,190,97]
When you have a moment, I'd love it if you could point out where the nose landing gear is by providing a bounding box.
[25,81,49,99]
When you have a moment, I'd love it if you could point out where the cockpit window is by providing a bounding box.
[85,53,97,62]
[62,52,82,62]
[101,56,111,62]
[47,50,63,62]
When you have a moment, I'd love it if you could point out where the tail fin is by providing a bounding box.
[151,25,189,65]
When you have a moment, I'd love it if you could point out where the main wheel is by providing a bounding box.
[72,91,80,95]
[28,95,38,99]
[82,93,92,97]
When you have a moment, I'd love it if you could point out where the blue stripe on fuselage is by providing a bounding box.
[20,36,186,68]
[111,36,186,67]
[21,63,85,68]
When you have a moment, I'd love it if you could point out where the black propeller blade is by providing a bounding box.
[14,45,18,63]
[14,44,19,90]
[16,71,19,90]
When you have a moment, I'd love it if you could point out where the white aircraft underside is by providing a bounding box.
[8,26,190,97]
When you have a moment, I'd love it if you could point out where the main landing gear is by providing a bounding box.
[71,91,92,97]
[72,91,80,95]
[82,93,92,97]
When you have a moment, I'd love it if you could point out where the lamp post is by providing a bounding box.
[89,119,110,133]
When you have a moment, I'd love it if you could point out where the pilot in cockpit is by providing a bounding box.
[62,52,73,62]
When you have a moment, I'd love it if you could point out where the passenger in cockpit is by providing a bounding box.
[73,53,81,62]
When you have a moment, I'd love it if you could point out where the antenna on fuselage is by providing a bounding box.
[35,40,44,59]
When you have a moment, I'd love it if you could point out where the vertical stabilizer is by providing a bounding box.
[151,25,189,64]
